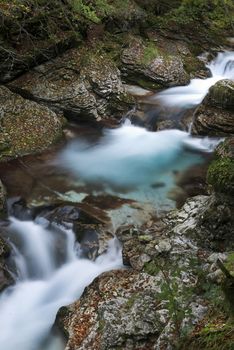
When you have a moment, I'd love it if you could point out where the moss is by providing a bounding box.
[136,78,162,90]
[183,55,206,75]
[98,319,106,332]
[225,253,234,275]
[144,260,160,275]
[207,157,234,195]
[141,41,160,65]
[151,0,234,49]
[184,322,234,350]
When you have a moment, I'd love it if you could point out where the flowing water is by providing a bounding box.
[155,51,234,108]
[0,51,233,350]
[0,218,122,350]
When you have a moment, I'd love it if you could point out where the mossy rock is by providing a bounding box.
[121,37,189,87]
[207,80,234,111]
[207,157,234,195]
[0,86,64,161]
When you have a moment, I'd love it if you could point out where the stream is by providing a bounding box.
[0,51,233,350]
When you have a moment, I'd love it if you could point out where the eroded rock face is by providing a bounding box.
[121,37,189,89]
[8,48,134,122]
[0,86,64,161]
[192,79,234,136]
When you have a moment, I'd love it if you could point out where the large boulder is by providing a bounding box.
[8,48,134,123]
[192,80,234,136]
[0,86,64,161]
[56,270,165,350]
[121,37,190,89]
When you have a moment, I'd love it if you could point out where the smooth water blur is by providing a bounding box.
[60,121,217,190]
[0,219,122,350]
[155,51,234,108]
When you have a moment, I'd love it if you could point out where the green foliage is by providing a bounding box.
[225,253,234,274]
[71,0,115,23]
[154,0,234,41]
[185,322,234,350]
[72,1,100,23]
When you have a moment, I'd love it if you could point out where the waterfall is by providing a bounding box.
[154,51,234,108]
[0,219,122,350]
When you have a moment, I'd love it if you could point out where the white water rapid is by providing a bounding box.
[0,218,122,350]
[155,51,234,108]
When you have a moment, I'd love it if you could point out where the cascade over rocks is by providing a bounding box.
[192,79,234,136]
[0,86,64,161]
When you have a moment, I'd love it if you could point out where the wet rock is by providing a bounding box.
[0,86,64,161]
[0,234,12,292]
[0,180,7,217]
[9,48,134,122]
[121,37,189,89]
[192,80,234,136]
[37,204,113,260]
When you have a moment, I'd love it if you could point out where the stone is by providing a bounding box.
[192,79,234,136]
[0,86,64,161]
[155,239,172,253]
[121,37,189,89]
[0,234,12,292]
[56,270,163,350]
[9,48,134,123]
